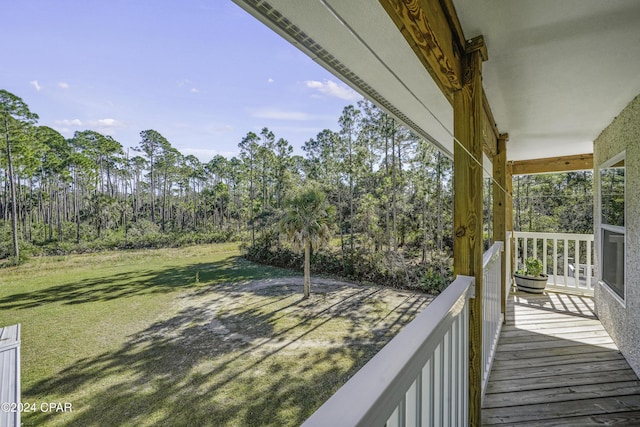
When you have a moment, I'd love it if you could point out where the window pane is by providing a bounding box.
[602,228,625,298]
[600,161,625,227]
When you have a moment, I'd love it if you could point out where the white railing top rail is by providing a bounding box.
[513,231,593,240]
[483,241,503,269]
[301,275,475,427]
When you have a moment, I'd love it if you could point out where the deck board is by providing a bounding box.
[482,291,640,425]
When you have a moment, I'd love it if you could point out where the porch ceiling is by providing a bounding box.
[233,0,640,162]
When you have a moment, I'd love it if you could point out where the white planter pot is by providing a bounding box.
[514,273,548,294]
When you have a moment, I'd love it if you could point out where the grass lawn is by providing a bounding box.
[0,244,432,426]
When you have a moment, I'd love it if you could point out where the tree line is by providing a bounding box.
[513,172,593,234]
[1,89,453,271]
[2,88,592,291]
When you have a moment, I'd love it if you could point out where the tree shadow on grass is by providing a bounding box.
[0,256,290,310]
[23,282,429,426]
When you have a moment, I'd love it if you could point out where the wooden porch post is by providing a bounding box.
[379,3,500,423]
[453,36,486,427]
[493,134,508,323]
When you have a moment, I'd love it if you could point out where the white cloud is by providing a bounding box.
[53,118,125,135]
[252,108,313,121]
[177,79,199,93]
[55,119,83,127]
[305,79,360,101]
[177,78,191,87]
[273,126,325,134]
[53,119,83,137]
[208,124,234,132]
[58,82,70,89]
[30,80,42,91]
[89,118,123,128]
[267,77,274,84]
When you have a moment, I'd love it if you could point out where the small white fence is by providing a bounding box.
[0,324,21,427]
[513,232,596,295]
[303,243,506,426]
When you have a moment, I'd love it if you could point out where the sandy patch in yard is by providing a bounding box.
[241,276,363,292]
[142,276,434,357]
[27,275,434,427]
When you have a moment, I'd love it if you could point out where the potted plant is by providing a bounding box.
[514,257,548,293]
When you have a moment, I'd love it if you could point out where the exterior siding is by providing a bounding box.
[594,94,640,377]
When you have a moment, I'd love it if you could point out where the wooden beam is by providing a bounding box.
[379,0,463,102]
[379,1,500,157]
[493,134,508,324]
[440,0,467,51]
[482,91,499,157]
[510,153,593,175]
[454,46,485,427]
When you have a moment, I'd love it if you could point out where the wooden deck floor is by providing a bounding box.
[482,291,640,426]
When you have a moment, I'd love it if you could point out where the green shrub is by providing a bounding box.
[0,221,239,259]
[243,240,453,294]
[419,267,449,294]
[517,257,544,277]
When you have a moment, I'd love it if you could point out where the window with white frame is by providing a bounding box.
[599,152,625,300]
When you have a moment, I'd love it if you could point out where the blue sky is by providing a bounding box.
[1,0,361,161]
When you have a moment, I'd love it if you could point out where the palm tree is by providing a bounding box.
[280,185,335,298]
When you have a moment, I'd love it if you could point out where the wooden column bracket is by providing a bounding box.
[465,35,488,61]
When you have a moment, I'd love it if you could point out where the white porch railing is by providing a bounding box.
[302,243,507,426]
[482,242,503,396]
[513,232,596,295]
[505,231,513,302]
[301,275,475,427]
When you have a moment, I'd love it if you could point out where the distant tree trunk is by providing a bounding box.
[27,175,38,242]
[526,178,532,230]
[337,178,345,258]
[46,182,53,240]
[161,170,168,232]
[304,240,311,299]
[4,116,20,260]
[150,162,155,223]
[436,151,444,251]
[18,176,26,240]
[384,132,391,253]
[2,169,8,221]
[134,170,139,219]
[74,170,80,243]
[515,176,521,231]
[349,173,354,252]
[391,125,398,252]
[421,194,428,263]
[54,188,60,240]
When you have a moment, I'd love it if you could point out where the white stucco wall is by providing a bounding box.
[594,94,640,377]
